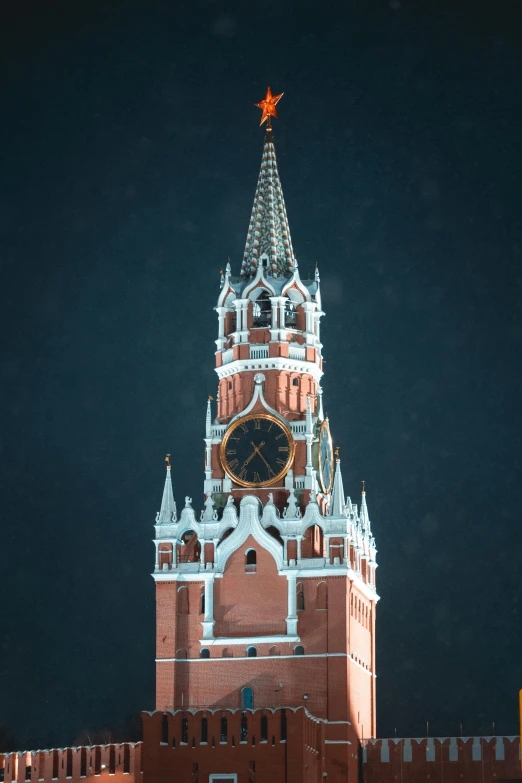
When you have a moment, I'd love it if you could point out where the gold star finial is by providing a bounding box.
[255,86,284,130]
[361,480,366,494]
[335,447,340,461]
[165,454,171,468]
[208,395,214,401]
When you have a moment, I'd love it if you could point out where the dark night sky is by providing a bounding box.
[2,0,522,750]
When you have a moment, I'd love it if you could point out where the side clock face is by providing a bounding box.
[318,420,334,494]
[221,413,295,488]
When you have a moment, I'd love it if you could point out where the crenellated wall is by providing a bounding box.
[362,736,522,782]
[0,743,142,783]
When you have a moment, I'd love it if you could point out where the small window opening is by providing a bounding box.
[241,686,253,709]
[292,377,299,386]
[181,718,189,744]
[246,646,257,658]
[162,714,169,744]
[297,586,305,611]
[221,717,228,743]
[201,718,208,743]
[200,648,210,659]
[294,645,305,656]
[200,592,205,614]
[252,292,272,327]
[280,709,287,741]
[241,713,248,743]
[285,300,297,326]
[261,716,268,742]
[245,549,257,573]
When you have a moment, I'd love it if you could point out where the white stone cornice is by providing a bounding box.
[215,356,323,383]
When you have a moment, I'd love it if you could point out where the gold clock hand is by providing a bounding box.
[241,441,266,468]
[251,443,274,474]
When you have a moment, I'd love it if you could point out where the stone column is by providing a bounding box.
[286,574,298,636]
[201,577,215,640]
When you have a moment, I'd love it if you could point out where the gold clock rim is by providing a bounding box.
[318,419,334,494]
[220,412,296,488]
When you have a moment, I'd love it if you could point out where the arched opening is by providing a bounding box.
[179,530,201,563]
[177,587,189,615]
[252,291,272,327]
[200,648,210,659]
[220,717,228,743]
[301,524,325,559]
[266,525,283,545]
[201,718,208,743]
[200,589,205,615]
[285,300,297,326]
[176,648,187,659]
[292,377,299,386]
[294,645,305,656]
[241,687,253,709]
[181,718,188,744]
[162,714,168,744]
[317,581,328,610]
[245,549,257,573]
[240,713,248,743]
[269,645,281,656]
[297,583,305,611]
[246,646,257,658]
[260,716,268,742]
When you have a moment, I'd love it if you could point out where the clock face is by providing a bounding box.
[318,419,334,494]
[220,413,295,488]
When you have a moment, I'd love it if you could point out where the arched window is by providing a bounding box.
[177,587,189,615]
[200,590,205,615]
[297,584,305,611]
[292,377,299,386]
[252,291,272,327]
[316,582,327,611]
[269,645,280,656]
[294,645,305,656]
[245,549,257,573]
[260,716,268,742]
[201,718,208,743]
[220,717,228,743]
[200,648,210,659]
[285,300,297,326]
[181,718,188,744]
[176,648,187,659]
[241,687,253,709]
[246,646,257,658]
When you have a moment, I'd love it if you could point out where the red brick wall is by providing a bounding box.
[0,744,142,783]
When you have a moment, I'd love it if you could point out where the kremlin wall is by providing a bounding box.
[3,95,520,783]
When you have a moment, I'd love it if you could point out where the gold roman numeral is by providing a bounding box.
[278,446,289,453]
[228,458,239,470]
[267,422,273,432]
[276,457,286,467]
[240,422,248,433]
[253,472,261,483]
[275,432,285,440]
[238,467,247,480]
[254,419,261,430]
[229,434,240,442]
[226,449,236,455]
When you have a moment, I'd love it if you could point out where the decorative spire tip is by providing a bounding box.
[361,480,366,494]
[255,86,284,132]
[165,454,171,469]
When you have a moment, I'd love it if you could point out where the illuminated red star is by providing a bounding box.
[255,86,284,127]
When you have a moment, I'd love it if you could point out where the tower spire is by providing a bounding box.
[241,88,295,279]
[360,480,370,532]
[156,455,177,524]
[330,448,346,516]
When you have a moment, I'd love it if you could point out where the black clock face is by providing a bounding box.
[318,420,334,494]
[221,414,295,487]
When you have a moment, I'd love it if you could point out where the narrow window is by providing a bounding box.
[181,718,189,744]
[109,747,115,775]
[261,716,268,742]
[200,591,205,615]
[221,717,228,742]
[297,584,305,611]
[200,648,210,659]
[280,709,287,741]
[25,767,31,781]
[177,586,189,615]
[94,748,101,776]
[123,746,129,774]
[192,763,198,773]
[66,749,73,778]
[294,645,305,656]
[241,687,253,709]
[316,581,327,610]
[245,549,257,573]
[52,750,59,779]
[201,718,208,743]
[292,377,299,386]
[246,646,257,658]
[162,714,169,743]
[81,748,87,777]
[241,713,248,743]
[228,381,233,390]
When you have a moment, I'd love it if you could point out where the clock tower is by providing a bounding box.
[152,90,378,782]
